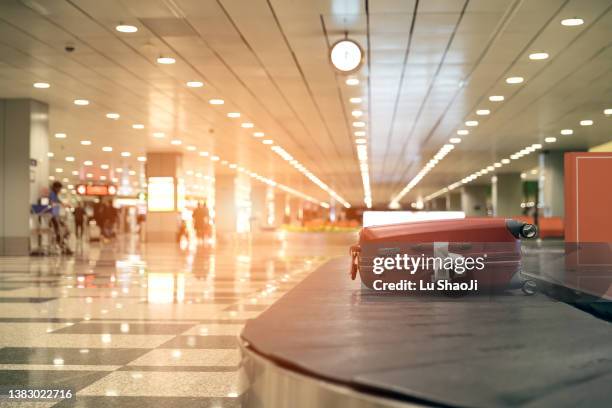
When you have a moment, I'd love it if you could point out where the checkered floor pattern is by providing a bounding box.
[0,237,331,407]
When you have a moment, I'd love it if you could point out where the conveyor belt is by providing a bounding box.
[241,257,612,407]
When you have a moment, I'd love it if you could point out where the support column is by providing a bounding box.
[289,197,301,225]
[446,193,461,211]
[214,172,251,235]
[432,197,446,211]
[492,173,523,217]
[250,184,267,232]
[145,152,182,242]
[539,150,564,217]
[461,185,489,217]
[273,191,286,227]
[0,99,49,255]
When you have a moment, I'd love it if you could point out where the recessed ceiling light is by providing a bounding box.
[54,133,67,139]
[65,156,75,162]
[211,156,220,161]
[55,168,63,173]
[171,139,182,145]
[72,170,79,175]
[489,95,504,102]
[494,163,502,168]
[157,56,176,64]
[137,156,146,162]
[116,168,123,173]
[262,139,274,145]
[345,78,359,86]
[349,97,362,104]
[579,119,593,126]
[100,175,107,181]
[102,146,113,152]
[351,110,363,118]
[100,164,109,169]
[241,122,254,128]
[128,170,136,176]
[227,112,240,118]
[465,120,478,127]
[545,137,557,143]
[505,76,524,84]
[476,109,490,116]
[529,52,549,60]
[354,131,366,137]
[78,140,91,147]
[253,132,265,138]
[116,24,138,33]
[560,129,573,135]
[209,99,224,105]
[132,124,144,129]
[603,108,612,115]
[106,112,120,119]
[352,121,366,128]
[74,99,89,106]
[153,132,165,138]
[561,18,584,26]
[449,137,462,144]
[186,145,197,151]
[355,138,367,144]
[121,151,131,157]
[84,160,93,166]
[457,129,469,135]
[199,151,209,157]
[86,173,93,178]
[501,158,510,164]
[33,82,50,89]
[186,81,203,88]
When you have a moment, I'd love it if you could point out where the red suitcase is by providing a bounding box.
[350,218,537,292]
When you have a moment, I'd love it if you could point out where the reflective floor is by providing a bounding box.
[0,233,354,407]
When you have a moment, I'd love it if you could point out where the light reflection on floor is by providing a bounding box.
[0,232,355,407]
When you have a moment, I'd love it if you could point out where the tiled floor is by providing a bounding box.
[0,233,353,407]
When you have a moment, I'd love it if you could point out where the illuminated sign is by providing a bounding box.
[147,177,175,212]
[76,184,117,196]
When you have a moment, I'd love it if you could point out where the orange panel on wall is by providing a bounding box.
[564,152,612,243]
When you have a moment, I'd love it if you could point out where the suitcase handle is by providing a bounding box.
[350,244,360,280]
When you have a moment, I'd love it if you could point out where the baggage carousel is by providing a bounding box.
[240,256,612,407]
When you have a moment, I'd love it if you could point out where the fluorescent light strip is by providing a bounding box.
[188,146,327,208]
[424,143,544,202]
[269,145,350,208]
[390,144,455,207]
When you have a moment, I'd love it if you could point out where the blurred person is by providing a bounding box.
[101,200,117,240]
[49,181,73,255]
[74,202,86,241]
[192,201,210,242]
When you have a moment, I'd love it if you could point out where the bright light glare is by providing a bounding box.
[116,24,138,33]
[561,18,584,26]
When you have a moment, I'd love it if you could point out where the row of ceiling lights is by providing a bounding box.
[111,21,347,206]
[50,146,325,206]
[423,142,545,203]
[423,105,611,203]
[344,77,372,208]
[388,16,591,207]
[37,85,332,209]
[43,97,327,208]
[34,22,343,208]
